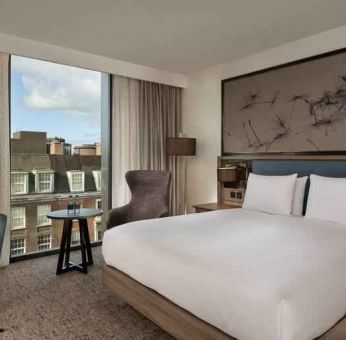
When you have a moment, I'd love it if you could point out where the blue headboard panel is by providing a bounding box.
[251,159,346,214]
[252,160,346,178]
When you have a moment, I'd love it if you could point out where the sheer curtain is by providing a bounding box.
[112,76,140,207]
[0,53,10,267]
[111,75,183,215]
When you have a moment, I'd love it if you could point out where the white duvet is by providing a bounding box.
[102,209,346,340]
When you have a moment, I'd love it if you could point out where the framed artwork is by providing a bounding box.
[222,48,346,155]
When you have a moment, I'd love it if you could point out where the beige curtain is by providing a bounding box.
[0,53,10,267]
[111,75,183,215]
[112,76,140,207]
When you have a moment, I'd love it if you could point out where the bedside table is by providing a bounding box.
[192,202,240,213]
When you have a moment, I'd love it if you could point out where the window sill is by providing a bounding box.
[11,226,26,231]
[37,223,52,228]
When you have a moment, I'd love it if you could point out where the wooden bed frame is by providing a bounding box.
[102,265,346,340]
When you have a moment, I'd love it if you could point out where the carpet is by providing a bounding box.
[0,247,172,340]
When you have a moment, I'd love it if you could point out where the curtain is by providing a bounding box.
[112,76,140,207]
[0,53,10,267]
[139,81,183,215]
[111,75,183,215]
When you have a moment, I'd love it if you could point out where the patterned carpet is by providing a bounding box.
[0,247,172,340]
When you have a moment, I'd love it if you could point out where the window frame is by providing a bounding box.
[67,171,85,193]
[11,171,29,195]
[11,206,26,230]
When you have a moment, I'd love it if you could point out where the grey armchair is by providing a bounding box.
[107,170,171,228]
[0,214,7,256]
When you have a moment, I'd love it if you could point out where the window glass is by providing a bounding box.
[37,204,51,225]
[36,172,54,193]
[71,230,80,245]
[11,206,26,229]
[38,234,52,251]
[11,172,28,194]
[11,238,26,256]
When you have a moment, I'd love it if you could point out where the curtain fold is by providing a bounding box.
[111,75,183,215]
[0,53,10,267]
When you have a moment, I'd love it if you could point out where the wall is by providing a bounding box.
[0,32,187,87]
[183,25,346,211]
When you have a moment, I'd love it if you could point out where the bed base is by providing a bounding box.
[102,265,346,340]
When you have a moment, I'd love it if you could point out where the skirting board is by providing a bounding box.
[102,265,346,340]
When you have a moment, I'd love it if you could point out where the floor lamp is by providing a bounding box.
[167,135,196,214]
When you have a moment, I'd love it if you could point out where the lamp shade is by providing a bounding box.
[217,167,238,183]
[166,137,196,156]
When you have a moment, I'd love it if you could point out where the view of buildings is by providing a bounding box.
[10,131,102,257]
[9,55,102,258]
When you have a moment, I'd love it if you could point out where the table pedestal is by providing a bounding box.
[56,218,93,275]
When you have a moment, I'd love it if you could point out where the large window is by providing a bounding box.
[67,171,85,193]
[11,207,26,229]
[10,55,106,258]
[34,170,54,193]
[37,204,51,226]
[11,172,28,195]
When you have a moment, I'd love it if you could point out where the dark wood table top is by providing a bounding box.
[192,202,238,211]
[47,208,103,220]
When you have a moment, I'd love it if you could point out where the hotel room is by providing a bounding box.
[1,1,346,339]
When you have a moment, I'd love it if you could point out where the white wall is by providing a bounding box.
[183,25,346,210]
[0,32,187,87]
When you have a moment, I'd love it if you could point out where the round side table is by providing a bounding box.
[47,208,102,275]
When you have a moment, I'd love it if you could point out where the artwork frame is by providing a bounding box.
[221,47,346,156]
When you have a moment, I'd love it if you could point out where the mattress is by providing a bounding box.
[102,209,346,340]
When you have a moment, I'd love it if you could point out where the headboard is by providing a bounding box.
[251,159,346,213]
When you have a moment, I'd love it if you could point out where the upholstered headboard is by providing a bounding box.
[251,159,346,214]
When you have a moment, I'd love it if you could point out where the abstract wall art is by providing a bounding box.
[222,49,346,155]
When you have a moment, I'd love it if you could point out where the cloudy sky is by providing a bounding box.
[11,55,101,147]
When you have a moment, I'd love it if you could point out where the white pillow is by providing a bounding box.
[292,176,308,216]
[243,173,297,215]
[305,174,346,224]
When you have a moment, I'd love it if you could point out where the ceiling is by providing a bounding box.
[0,0,346,74]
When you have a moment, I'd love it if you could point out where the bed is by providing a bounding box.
[102,160,346,340]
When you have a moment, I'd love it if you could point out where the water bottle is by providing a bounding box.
[67,196,74,216]
[74,195,81,215]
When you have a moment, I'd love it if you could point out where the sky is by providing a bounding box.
[11,55,101,147]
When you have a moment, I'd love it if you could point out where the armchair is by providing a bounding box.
[107,170,171,228]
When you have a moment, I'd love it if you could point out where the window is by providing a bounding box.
[34,170,54,193]
[11,171,28,195]
[38,234,52,251]
[67,171,85,192]
[10,55,105,259]
[64,144,71,155]
[95,199,102,210]
[11,237,26,256]
[37,204,51,225]
[93,170,101,191]
[94,221,102,241]
[11,206,26,229]
[71,230,80,245]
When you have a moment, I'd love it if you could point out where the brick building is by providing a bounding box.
[10,131,102,257]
